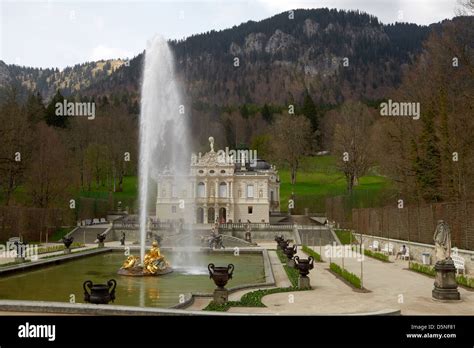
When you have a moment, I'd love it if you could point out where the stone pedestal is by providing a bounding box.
[63,248,71,254]
[213,288,229,304]
[298,276,311,289]
[432,260,460,301]
[287,259,295,268]
[14,257,25,263]
[98,242,105,248]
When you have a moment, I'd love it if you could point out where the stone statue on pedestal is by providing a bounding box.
[432,220,460,301]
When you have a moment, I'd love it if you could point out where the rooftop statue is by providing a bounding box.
[209,136,215,152]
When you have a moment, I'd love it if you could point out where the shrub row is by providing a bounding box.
[364,249,390,262]
[302,245,322,262]
[330,262,362,289]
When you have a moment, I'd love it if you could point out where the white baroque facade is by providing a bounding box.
[155,138,280,224]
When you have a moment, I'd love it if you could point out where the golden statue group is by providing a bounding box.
[118,240,173,276]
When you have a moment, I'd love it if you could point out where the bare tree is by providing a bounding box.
[332,101,374,193]
[270,113,313,186]
[25,123,78,208]
[0,87,32,205]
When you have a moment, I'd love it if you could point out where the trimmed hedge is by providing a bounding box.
[409,262,474,288]
[302,245,322,262]
[364,249,390,262]
[330,262,362,289]
[37,242,84,255]
[456,274,474,288]
[204,286,304,311]
[408,262,436,277]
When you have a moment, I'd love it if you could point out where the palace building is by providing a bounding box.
[155,137,280,224]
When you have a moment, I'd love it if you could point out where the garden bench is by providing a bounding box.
[369,240,380,251]
[451,254,465,275]
[381,243,394,255]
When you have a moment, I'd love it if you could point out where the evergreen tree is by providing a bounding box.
[24,91,46,125]
[240,104,250,119]
[45,90,69,128]
[413,110,442,202]
[301,93,318,132]
[261,103,273,123]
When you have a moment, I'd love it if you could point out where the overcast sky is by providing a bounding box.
[0,0,461,69]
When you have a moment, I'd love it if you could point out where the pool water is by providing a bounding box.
[0,252,265,308]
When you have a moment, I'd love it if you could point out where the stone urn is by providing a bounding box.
[97,233,106,248]
[294,255,314,277]
[274,235,284,249]
[83,279,116,304]
[283,245,297,267]
[208,263,234,304]
[277,239,289,250]
[283,245,297,260]
[208,263,234,289]
[62,236,74,254]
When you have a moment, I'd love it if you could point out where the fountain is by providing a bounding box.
[119,35,192,275]
[118,240,172,276]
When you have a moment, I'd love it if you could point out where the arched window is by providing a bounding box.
[197,182,205,197]
[219,182,227,197]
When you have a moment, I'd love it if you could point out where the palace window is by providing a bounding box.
[247,184,254,198]
[171,185,177,198]
[171,206,177,213]
[197,182,205,197]
[219,182,227,197]
[248,206,253,214]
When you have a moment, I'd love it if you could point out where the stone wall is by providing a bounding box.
[111,227,297,244]
[355,233,474,275]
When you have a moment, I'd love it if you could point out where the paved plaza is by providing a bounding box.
[188,241,474,315]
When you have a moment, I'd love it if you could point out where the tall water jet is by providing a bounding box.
[138,36,189,263]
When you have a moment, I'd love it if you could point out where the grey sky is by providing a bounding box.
[0,0,460,69]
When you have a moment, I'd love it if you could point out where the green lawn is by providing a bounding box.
[79,176,138,200]
[3,156,392,218]
[278,156,393,214]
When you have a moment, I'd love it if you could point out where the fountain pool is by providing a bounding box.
[0,252,265,308]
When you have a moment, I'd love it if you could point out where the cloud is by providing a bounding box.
[89,45,131,62]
